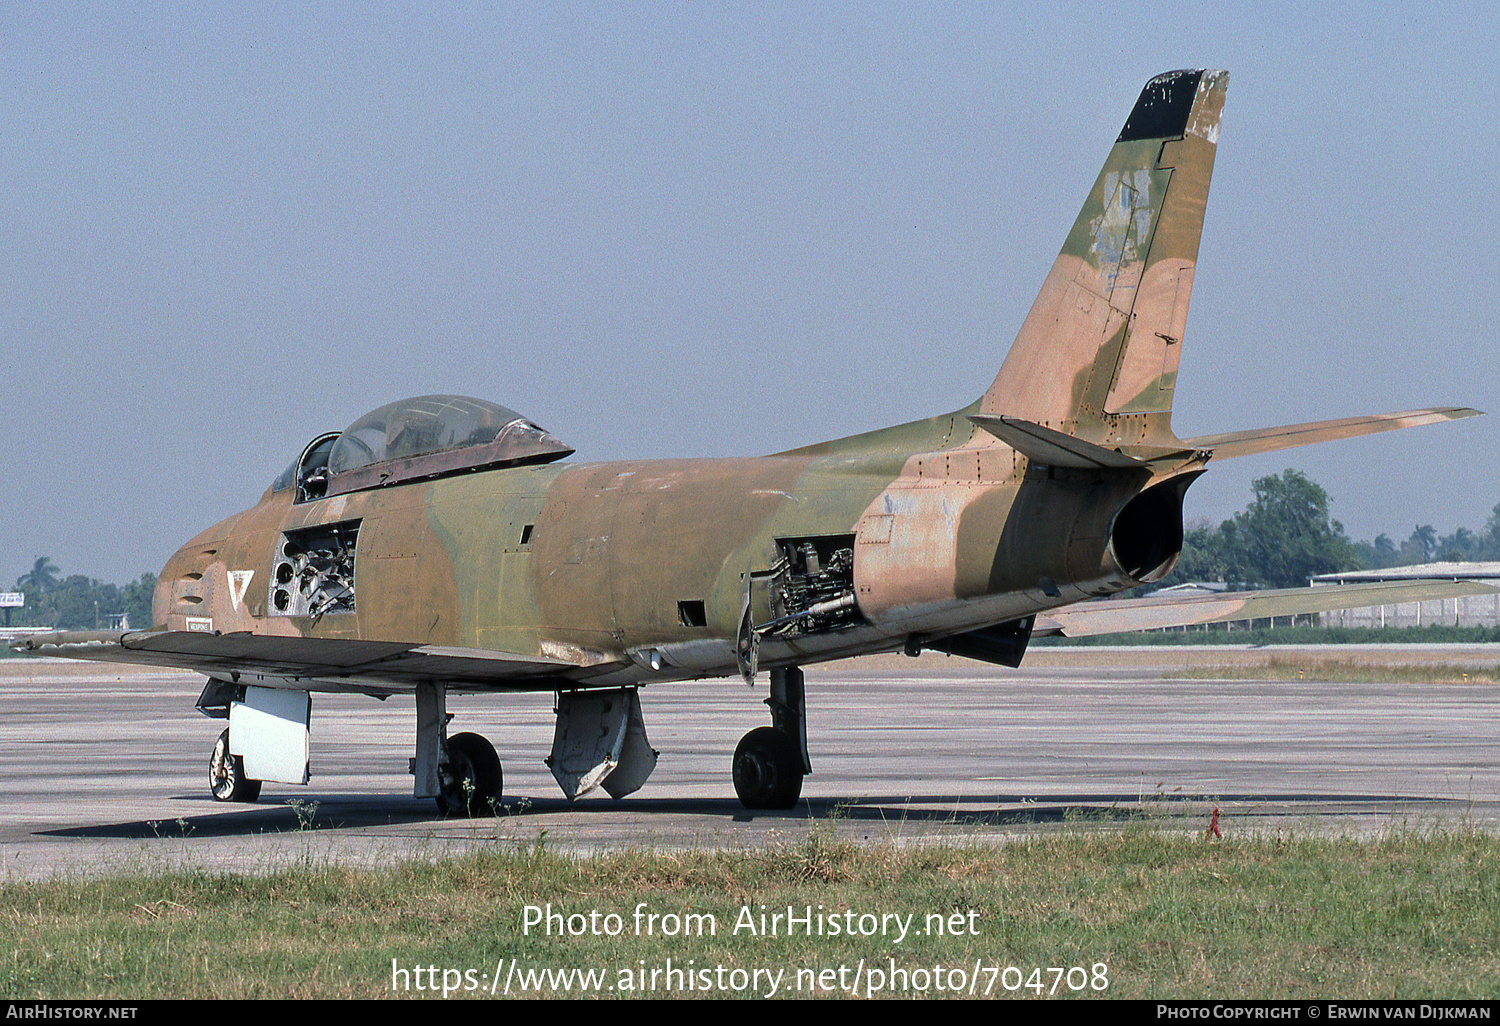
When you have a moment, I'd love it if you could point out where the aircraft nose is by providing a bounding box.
[153,537,221,630]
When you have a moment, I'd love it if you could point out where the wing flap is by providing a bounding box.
[1035,580,1499,638]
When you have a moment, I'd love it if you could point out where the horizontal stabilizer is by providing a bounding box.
[1180,408,1481,461]
[969,414,1155,469]
[1034,579,1498,638]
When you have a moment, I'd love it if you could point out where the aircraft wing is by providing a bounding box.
[9,630,581,690]
[1034,579,1499,638]
[17,580,1495,682]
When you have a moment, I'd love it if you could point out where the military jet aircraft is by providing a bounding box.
[16,69,1483,813]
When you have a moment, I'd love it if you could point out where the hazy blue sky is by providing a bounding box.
[4,2,1497,587]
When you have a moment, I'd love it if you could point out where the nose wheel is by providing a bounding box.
[208,728,262,802]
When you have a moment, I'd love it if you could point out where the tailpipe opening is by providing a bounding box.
[1108,473,1202,583]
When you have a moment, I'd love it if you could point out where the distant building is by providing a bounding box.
[1313,562,1500,628]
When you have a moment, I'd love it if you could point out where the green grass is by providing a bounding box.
[5,824,1500,999]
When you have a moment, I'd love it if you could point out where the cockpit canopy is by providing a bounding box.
[273,395,573,501]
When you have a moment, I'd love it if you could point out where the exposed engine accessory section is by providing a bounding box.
[758,535,861,636]
[270,520,361,617]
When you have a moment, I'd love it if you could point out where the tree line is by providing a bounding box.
[1153,468,1500,592]
[8,557,156,631]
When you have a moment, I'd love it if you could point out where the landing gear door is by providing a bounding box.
[229,686,311,784]
[548,688,657,800]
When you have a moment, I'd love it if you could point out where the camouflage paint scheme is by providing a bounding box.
[18,71,1481,807]
[167,67,1198,683]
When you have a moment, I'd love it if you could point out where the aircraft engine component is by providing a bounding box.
[761,536,861,636]
[227,686,310,785]
[548,688,658,800]
[1107,474,1199,583]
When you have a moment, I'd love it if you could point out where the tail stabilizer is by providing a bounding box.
[975,407,1485,468]
[981,70,1227,445]
[1177,407,1482,461]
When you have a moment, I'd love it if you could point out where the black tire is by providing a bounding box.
[732,726,803,809]
[209,728,263,802]
[436,732,503,815]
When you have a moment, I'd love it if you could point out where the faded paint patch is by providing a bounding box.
[1185,70,1229,144]
[1089,168,1154,289]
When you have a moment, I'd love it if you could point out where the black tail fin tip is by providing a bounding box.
[1117,70,1207,142]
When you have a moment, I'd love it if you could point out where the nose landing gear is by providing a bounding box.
[208,728,263,803]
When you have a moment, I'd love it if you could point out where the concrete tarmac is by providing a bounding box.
[3,647,1498,879]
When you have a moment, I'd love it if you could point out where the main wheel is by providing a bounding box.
[436,732,503,815]
[209,728,262,802]
[732,726,803,809]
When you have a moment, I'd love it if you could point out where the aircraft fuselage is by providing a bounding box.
[155,410,1191,691]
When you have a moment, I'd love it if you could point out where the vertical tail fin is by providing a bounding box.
[980,70,1228,446]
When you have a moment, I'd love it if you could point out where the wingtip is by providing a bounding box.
[1395,407,1485,424]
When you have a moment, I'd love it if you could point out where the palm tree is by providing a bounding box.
[1405,525,1438,564]
[17,556,60,593]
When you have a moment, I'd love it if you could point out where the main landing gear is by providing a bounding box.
[436,731,503,816]
[206,714,504,814]
[732,666,810,809]
[415,683,505,815]
[209,728,262,803]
